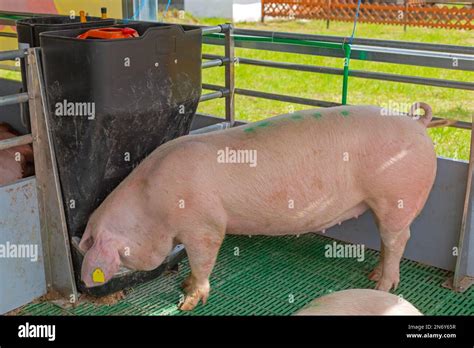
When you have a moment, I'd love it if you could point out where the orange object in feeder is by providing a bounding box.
[77,27,139,40]
[79,10,87,23]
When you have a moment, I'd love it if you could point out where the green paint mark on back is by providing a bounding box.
[257,121,272,128]
[290,114,304,120]
[244,121,272,133]
[244,127,256,133]
[341,110,350,117]
[312,112,322,119]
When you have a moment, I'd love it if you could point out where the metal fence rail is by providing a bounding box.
[1,23,472,129]
[202,28,473,130]
[203,54,474,91]
[235,29,474,55]
[0,49,25,61]
[198,24,235,125]
[0,48,30,150]
[205,29,474,71]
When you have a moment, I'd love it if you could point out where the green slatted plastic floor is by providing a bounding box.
[15,234,474,316]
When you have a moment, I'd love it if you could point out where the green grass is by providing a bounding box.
[1,17,472,160]
[0,69,20,81]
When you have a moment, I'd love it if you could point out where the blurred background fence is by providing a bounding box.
[262,0,474,30]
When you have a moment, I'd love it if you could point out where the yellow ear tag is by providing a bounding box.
[92,268,105,283]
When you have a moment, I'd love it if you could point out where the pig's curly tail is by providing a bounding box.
[409,102,433,127]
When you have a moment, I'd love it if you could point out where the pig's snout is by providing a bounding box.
[81,237,120,288]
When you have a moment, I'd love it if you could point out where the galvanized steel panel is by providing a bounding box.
[0,177,46,314]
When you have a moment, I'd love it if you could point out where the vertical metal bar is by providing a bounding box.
[404,0,408,32]
[342,43,351,105]
[25,48,78,301]
[453,113,474,291]
[327,0,332,29]
[121,0,134,20]
[224,23,235,127]
[133,0,158,21]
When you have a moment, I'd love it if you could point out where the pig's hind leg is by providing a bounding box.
[178,226,225,311]
[375,226,410,291]
[369,202,412,291]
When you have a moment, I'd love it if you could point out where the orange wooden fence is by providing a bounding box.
[262,0,474,30]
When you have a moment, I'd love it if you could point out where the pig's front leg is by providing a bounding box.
[376,227,410,291]
[179,229,225,311]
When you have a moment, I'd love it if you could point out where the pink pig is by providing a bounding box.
[79,103,439,310]
[0,123,34,186]
[295,289,422,315]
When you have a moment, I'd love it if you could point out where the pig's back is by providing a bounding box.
[295,289,422,315]
[149,105,435,236]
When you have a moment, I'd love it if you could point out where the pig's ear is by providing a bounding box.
[78,226,94,253]
[81,237,120,288]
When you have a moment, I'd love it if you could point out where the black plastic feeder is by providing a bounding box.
[39,22,202,295]
[16,15,116,130]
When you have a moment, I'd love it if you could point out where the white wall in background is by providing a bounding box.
[184,0,262,22]
[234,1,262,22]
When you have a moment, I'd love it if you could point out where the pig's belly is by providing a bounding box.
[225,197,369,236]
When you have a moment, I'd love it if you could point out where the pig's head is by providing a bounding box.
[78,226,121,288]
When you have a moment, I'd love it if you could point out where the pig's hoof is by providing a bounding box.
[179,294,200,311]
[179,289,209,311]
[368,268,382,282]
[375,277,399,292]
